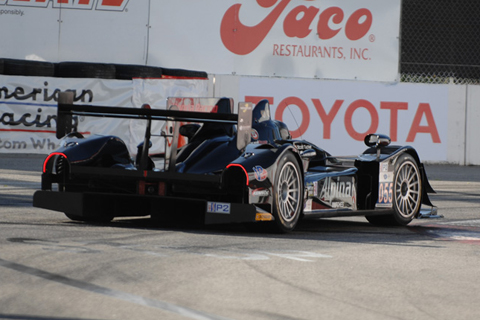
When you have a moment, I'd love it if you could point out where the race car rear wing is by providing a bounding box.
[56,92,253,170]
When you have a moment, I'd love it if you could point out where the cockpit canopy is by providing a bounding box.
[251,100,291,143]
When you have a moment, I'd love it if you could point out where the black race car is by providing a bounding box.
[33,93,438,232]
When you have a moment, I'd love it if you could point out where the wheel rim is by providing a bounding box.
[394,161,421,218]
[276,162,301,222]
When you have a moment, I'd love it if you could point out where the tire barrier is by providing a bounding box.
[0,59,208,80]
[114,64,163,80]
[56,62,116,79]
[1,59,55,77]
[161,68,208,79]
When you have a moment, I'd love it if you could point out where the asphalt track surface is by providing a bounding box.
[1,154,480,320]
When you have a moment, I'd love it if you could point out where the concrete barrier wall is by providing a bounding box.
[466,85,480,165]
[447,84,467,165]
[446,84,480,165]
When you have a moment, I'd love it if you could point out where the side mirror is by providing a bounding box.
[300,148,316,160]
[179,123,201,140]
[364,134,391,148]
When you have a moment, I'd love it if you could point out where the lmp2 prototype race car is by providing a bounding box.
[33,93,437,232]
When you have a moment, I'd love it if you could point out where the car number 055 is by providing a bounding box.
[378,182,393,205]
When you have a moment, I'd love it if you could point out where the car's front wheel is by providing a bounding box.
[367,153,422,226]
[271,152,303,233]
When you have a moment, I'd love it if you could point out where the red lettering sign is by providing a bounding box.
[246,96,441,143]
[317,7,343,40]
[221,0,373,55]
[311,99,343,139]
[344,99,379,141]
[275,97,310,137]
[284,5,319,38]
[380,102,408,141]
[407,103,441,143]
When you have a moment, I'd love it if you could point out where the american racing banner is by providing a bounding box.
[0,75,208,154]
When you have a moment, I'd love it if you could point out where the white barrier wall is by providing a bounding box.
[466,85,480,164]
[213,75,478,165]
[447,84,467,165]
[0,74,478,165]
[442,83,480,165]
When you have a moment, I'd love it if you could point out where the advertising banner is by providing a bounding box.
[239,78,448,162]
[149,0,401,81]
[0,0,148,64]
[0,1,60,61]
[0,75,208,154]
[1,0,401,82]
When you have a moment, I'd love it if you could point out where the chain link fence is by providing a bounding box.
[401,0,480,85]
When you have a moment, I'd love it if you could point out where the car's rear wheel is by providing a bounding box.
[271,152,303,232]
[366,153,422,226]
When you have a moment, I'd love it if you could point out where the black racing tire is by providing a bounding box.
[271,152,303,233]
[366,153,422,226]
[56,62,116,79]
[65,213,113,223]
[114,64,163,80]
[161,68,208,79]
[2,59,55,77]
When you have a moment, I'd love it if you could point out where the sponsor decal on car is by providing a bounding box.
[251,129,259,140]
[317,175,357,210]
[306,181,317,197]
[380,162,389,172]
[293,141,313,151]
[207,202,231,214]
[251,188,270,197]
[304,199,312,211]
[252,165,268,181]
[377,160,394,208]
